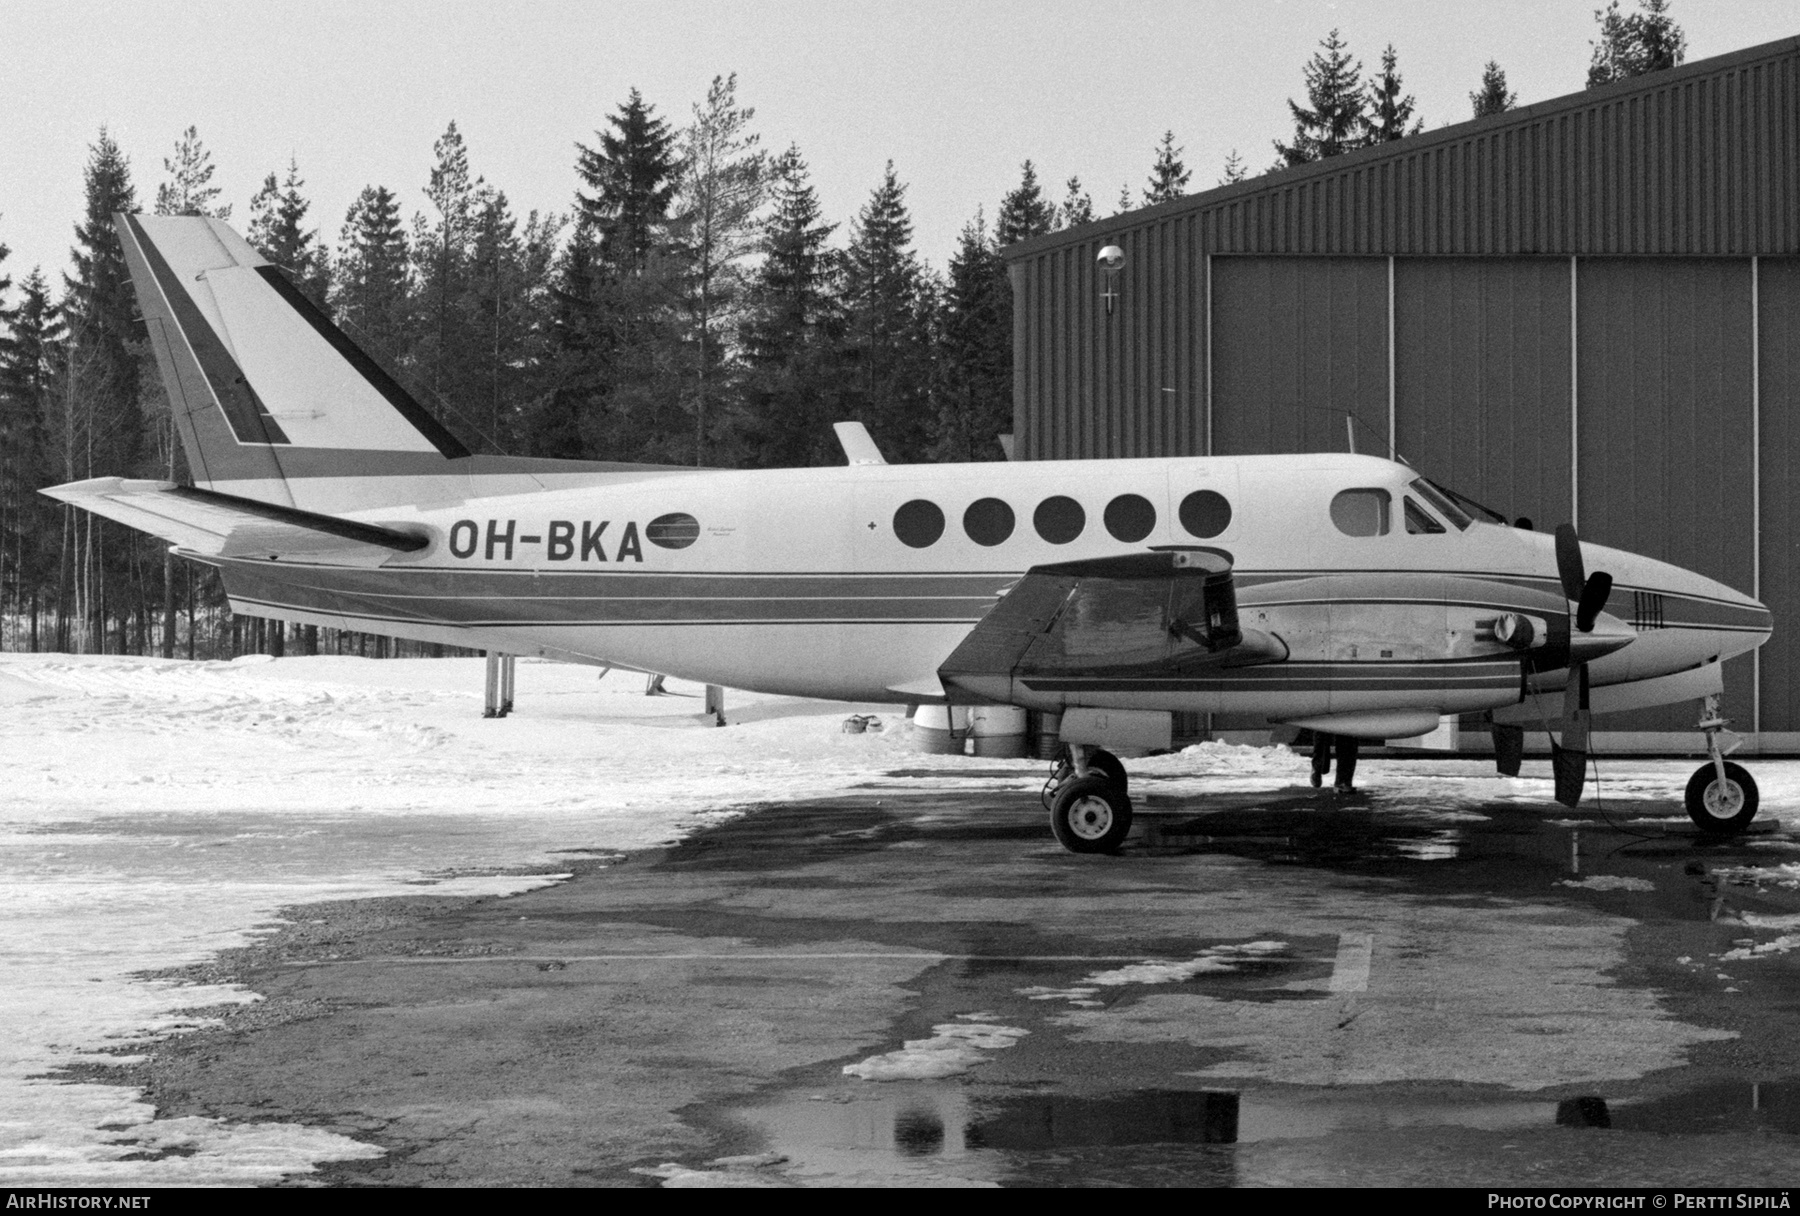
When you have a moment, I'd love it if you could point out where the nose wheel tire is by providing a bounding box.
[1050,775,1134,854]
[1685,761,1759,834]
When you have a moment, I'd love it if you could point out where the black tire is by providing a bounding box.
[1685,761,1759,834]
[1050,775,1134,854]
[1054,745,1128,795]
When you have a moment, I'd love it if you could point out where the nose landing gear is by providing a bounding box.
[1686,692,1759,833]
[1045,744,1133,853]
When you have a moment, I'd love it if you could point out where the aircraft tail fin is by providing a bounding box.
[115,213,469,511]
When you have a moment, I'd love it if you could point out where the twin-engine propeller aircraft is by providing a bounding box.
[46,215,1775,852]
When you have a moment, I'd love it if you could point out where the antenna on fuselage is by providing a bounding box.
[833,421,888,466]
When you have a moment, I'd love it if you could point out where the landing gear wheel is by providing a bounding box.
[1050,775,1134,854]
[1685,761,1759,834]
[1053,745,1128,795]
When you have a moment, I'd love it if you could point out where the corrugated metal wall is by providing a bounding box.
[1210,258,1388,456]
[1004,37,1800,735]
[1760,258,1800,733]
[1576,259,1757,729]
[1012,220,1210,459]
[1393,259,1572,528]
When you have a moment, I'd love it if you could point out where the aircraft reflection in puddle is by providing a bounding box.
[730,1078,1800,1185]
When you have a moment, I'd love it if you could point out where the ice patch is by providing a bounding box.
[1721,935,1800,960]
[1716,863,1800,890]
[634,1152,792,1188]
[1025,940,1293,996]
[1558,876,1656,892]
[843,1016,1029,1081]
[1390,830,1461,860]
[1017,985,1101,1003]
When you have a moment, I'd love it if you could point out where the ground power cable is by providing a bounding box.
[1525,675,1663,847]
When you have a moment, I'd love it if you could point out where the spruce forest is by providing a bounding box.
[0,6,1687,660]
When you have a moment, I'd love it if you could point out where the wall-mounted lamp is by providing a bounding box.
[1097,244,1123,316]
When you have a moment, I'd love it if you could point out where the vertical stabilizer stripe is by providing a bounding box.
[254,266,471,459]
[124,215,291,446]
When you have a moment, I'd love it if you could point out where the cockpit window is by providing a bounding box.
[1414,478,1501,527]
[1330,488,1391,537]
[1404,497,1447,534]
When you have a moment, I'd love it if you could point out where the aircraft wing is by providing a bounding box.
[938,549,1282,704]
[40,477,427,568]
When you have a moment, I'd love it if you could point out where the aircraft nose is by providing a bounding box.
[1614,554,1773,665]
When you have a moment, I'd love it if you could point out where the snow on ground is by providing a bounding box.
[4,651,1799,1183]
[0,652,999,1186]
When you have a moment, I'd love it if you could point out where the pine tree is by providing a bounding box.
[671,74,767,465]
[996,161,1056,247]
[333,185,413,370]
[1219,150,1248,185]
[1362,45,1422,143]
[841,162,935,462]
[247,158,330,306]
[65,128,142,475]
[935,212,1009,462]
[739,146,842,468]
[561,89,689,464]
[1274,29,1366,166]
[1587,0,1686,88]
[1115,183,1133,215]
[464,193,561,452]
[533,221,603,459]
[1471,61,1518,117]
[1058,177,1094,228]
[63,129,144,652]
[576,89,680,275]
[413,121,483,406]
[0,268,64,649]
[1143,132,1192,205]
[154,126,230,219]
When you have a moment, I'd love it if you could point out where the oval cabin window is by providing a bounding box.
[1103,494,1156,543]
[894,499,946,548]
[1330,488,1392,537]
[962,498,1015,546]
[1178,490,1232,539]
[646,513,701,549]
[1033,496,1086,544]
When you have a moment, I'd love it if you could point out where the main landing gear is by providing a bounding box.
[1685,692,1760,834]
[1045,745,1132,853]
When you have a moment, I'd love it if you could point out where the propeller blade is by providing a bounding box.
[1554,524,1586,602]
[1552,664,1592,808]
[1575,572,1614,632]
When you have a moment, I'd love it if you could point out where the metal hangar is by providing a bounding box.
[1002,35,1800,746]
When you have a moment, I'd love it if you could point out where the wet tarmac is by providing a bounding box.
[83,764,1800,1186]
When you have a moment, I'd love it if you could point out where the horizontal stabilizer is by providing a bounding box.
[40,478,427,567]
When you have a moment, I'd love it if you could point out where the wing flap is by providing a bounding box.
[41,477,427,567]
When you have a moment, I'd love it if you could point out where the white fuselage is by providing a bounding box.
[213,453,1770,720]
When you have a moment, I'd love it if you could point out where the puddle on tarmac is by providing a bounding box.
[963,1090,1239,1149]
[710,1078,1800,1186]
[1612,1080,1800,1135]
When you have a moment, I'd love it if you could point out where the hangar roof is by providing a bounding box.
[1005,35,1800,260]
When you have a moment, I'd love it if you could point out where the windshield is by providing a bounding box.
[1414,478,1508,527]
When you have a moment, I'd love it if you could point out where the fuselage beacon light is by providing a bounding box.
[46,214,1775,853]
